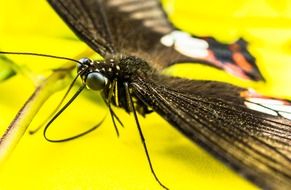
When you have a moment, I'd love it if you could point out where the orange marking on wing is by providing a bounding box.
[232,52,253,72]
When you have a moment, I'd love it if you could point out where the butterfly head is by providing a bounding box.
[78,57,109,91]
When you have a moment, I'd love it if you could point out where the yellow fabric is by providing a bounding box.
[0,0,290,189]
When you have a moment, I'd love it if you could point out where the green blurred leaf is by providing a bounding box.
[0,56,16,81]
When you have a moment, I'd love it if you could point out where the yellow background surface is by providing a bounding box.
[0,0,291,190]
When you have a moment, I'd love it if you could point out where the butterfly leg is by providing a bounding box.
[105,79,124,137]
[124,82,169,190]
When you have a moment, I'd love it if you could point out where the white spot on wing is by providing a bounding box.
[247,97,285,105]
[247,97,291,113]
[245,97,291,121]
[176,46,209,58]
[264,104,291,113]
[279,112,291,119]
[160,31,209,58]
[160,34,174,47]
[244,102,278,116]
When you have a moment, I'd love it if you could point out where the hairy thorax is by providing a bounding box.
[92,55,153,82]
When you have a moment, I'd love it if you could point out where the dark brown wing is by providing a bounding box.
[47,0,116,56]
[47,0,264,81]
[130,73,291,189]
[47,0,172,58]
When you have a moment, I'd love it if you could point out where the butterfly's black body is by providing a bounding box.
[79,55,154,114]
[46,0,291,189]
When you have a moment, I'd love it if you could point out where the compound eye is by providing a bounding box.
[85,72,108,91]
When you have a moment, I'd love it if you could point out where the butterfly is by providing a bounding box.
[1,0,291,189]
[43,0,291,189]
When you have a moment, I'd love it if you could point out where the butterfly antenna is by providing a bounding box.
[0,51,83,65]
[43,68,107,142]
[43,84,86,142]
[124,82,169,190]
[45,115,106,143]
[29,71,83,134]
